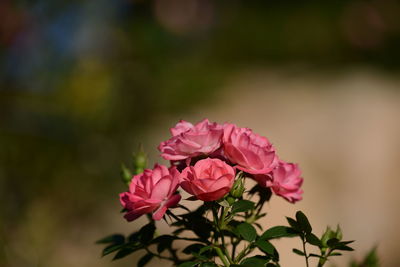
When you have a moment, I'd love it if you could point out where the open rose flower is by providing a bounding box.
[254,160,303,203]
[158,119,224,161]
[180,158,235,201]
[223,123,278,174]
[119,164,181,221]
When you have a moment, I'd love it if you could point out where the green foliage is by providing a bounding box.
[283,211,355,267]
[236,223,257,242]
[231,200,255,213]
[260,226,297,240]
[100,164,358,267]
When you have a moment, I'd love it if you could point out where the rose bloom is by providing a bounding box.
[158,119,224,161]
[223,123,278,174]
[254,161,303,203]
[119,164,181,221]
[180,158,235,201]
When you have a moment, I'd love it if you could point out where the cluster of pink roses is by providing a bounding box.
[120,119,303,222]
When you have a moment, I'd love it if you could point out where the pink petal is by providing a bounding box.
[151,177,172,200]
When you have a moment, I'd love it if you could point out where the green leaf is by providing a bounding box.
[240,256,269,267]
[199,246,213,255]
[256,239,275,255]
[260,226,298,240]
[102,243,125,256]
[128,231,141,243]
[138,253,153,267]
[96,234,124,244]
[292,248,305,256]
[327,238,339,248]
[232,200,255,213]
[295,211,312,234]
[112,245,142,260]
[330,252,342,256]
[183,244,205,255]
[177,262,198,267]
[139,223,156,244]
[286,217,301,232]
[309,253,323,258]
[306,233,321,247]
[152,235,175,253]
[237,222,257,242]
[335,245,354,251]
[218,199,230,208]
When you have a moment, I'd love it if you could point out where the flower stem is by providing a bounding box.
[302,238,310,267]
[214,246,230,267]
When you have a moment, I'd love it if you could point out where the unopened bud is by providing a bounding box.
[121,163,133,185]
[133,147,147,174]
[226,196,235,205]
[321,226,335,247]
[230,177,245,198]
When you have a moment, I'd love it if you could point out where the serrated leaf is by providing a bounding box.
[138,253,153,267]
[237,222,257,242]
[295,211,312,234]
[96,234,124,244]
[292,248,305,256]
[261,226,298,240]
[256,239,275,255]
[232,200,255,213]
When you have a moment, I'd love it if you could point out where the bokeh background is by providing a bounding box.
[1,0,400,266]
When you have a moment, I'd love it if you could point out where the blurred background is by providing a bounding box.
[1,0,400,266]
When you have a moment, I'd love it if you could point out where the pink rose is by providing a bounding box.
[180,158,235,201]
[254,161,303,203]
[223,123,278,174]
[158,119,224,161]
[119,164,181,221]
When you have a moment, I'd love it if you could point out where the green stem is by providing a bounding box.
[231,237,238,260]
[302,238,310,267]
[235,243,253,263]
[214,246,230,267]
[317,248,331,267]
